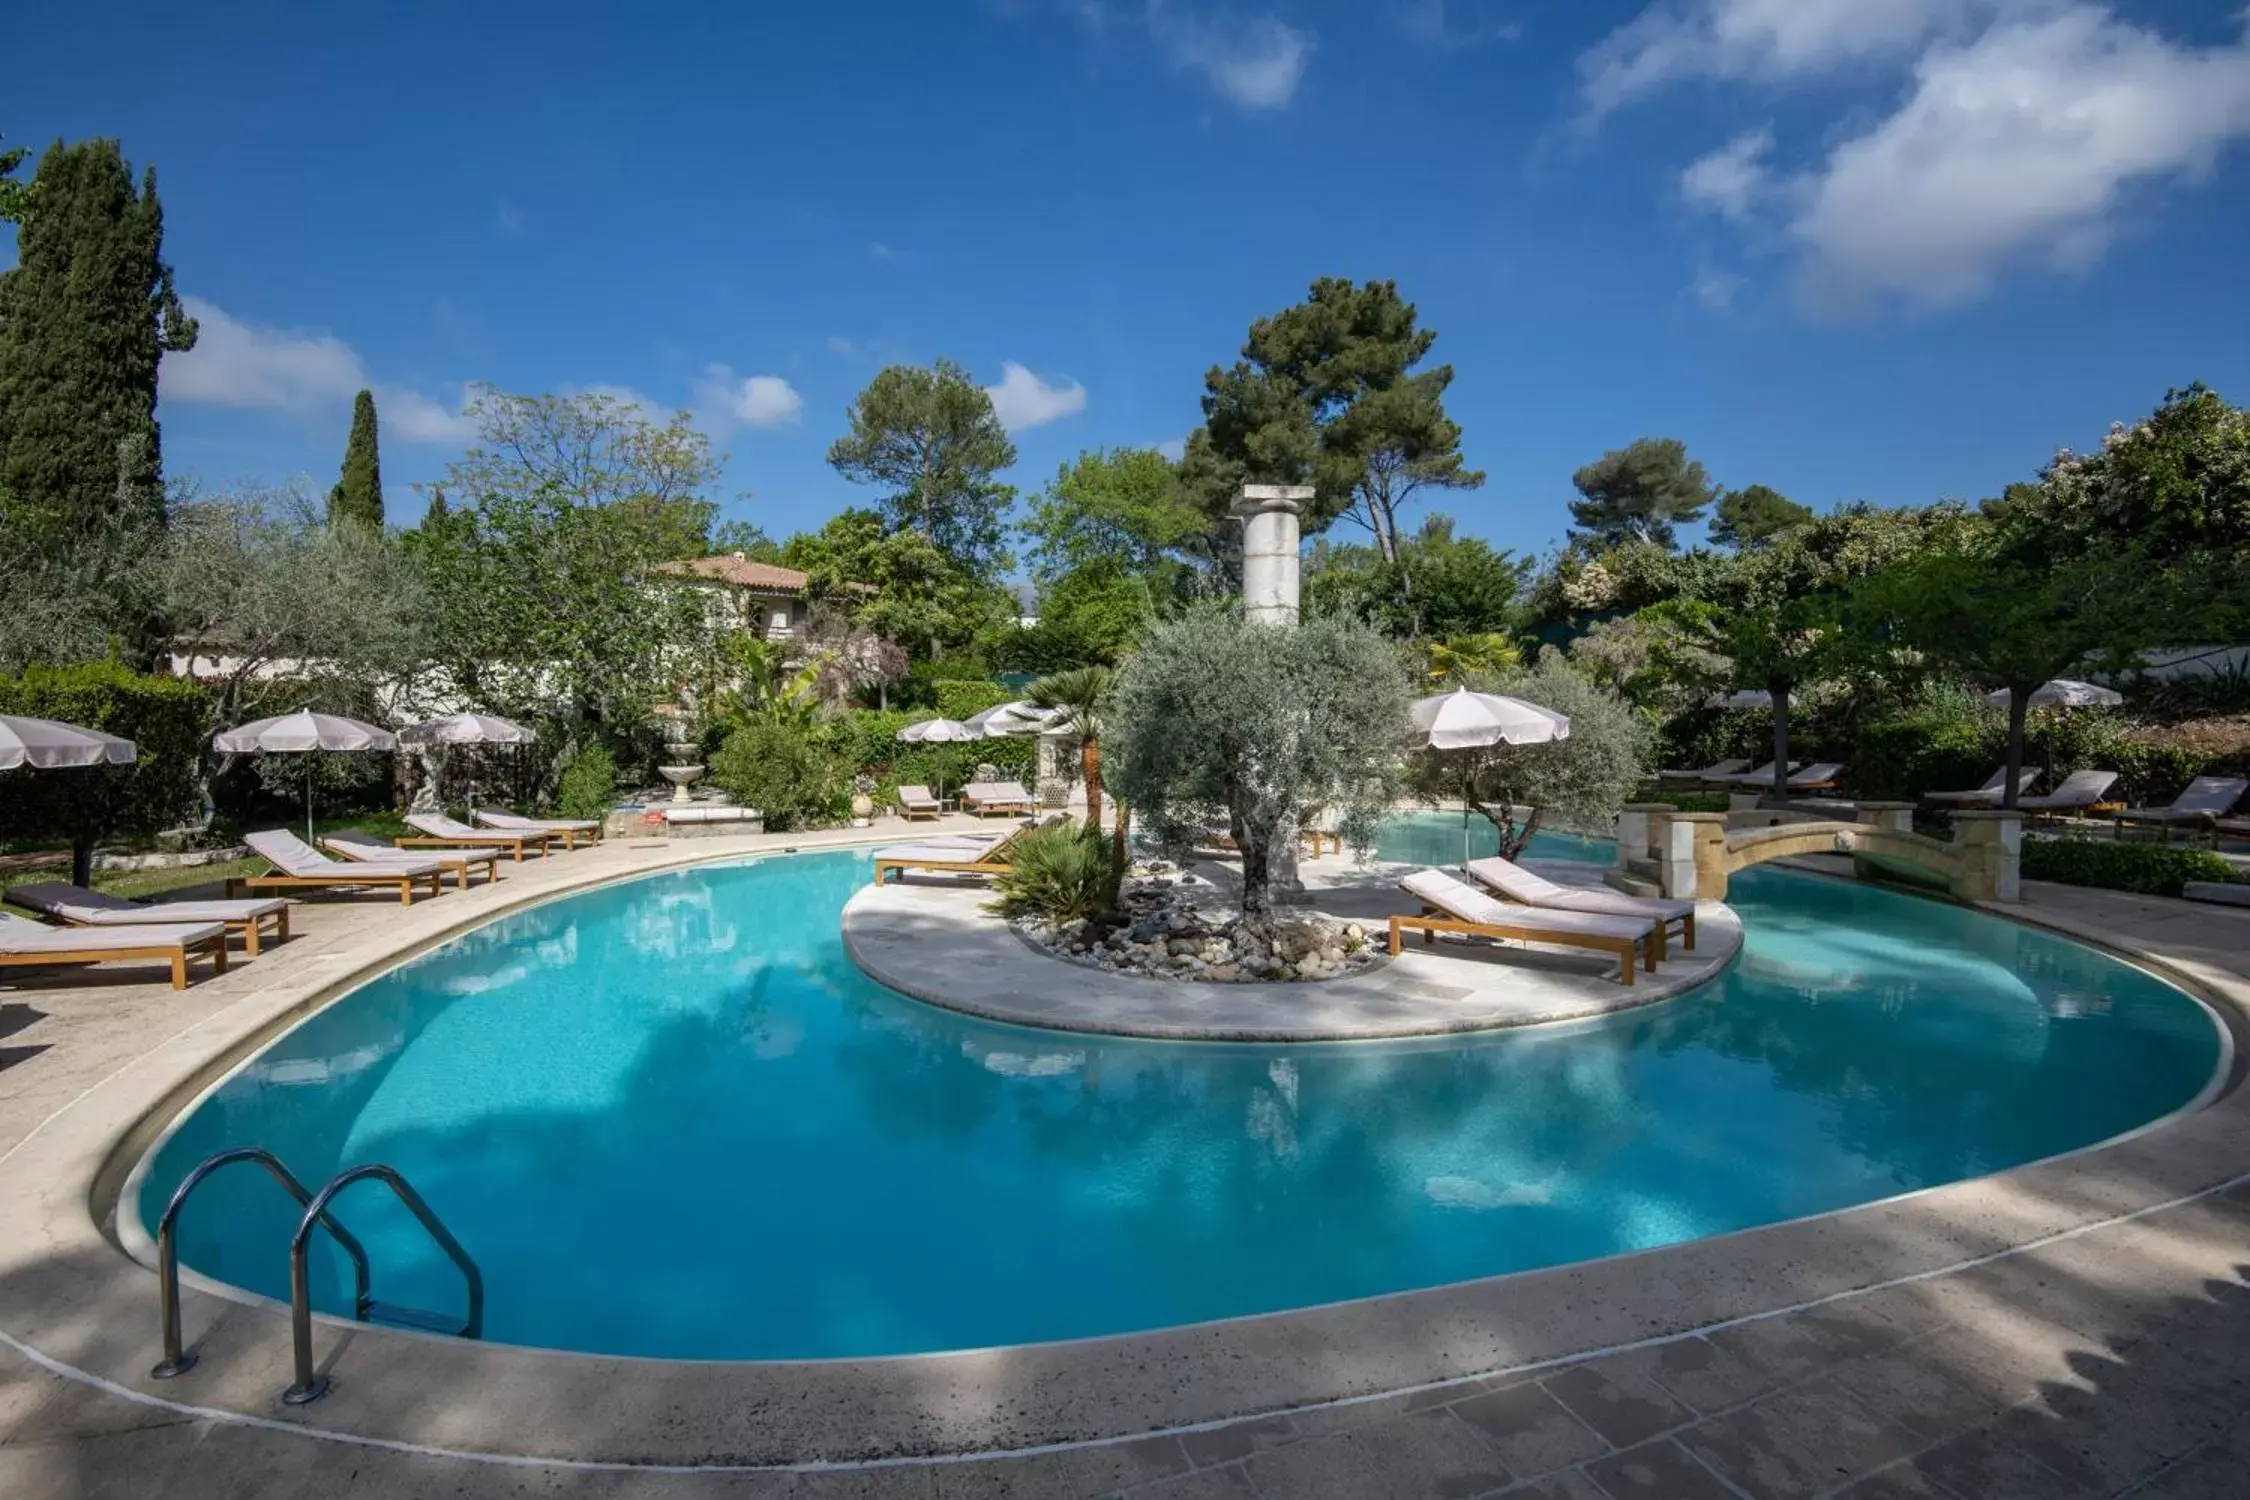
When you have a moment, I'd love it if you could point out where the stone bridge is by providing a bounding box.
[1616,802,2022,905]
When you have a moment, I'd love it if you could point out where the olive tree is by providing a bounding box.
[1106,603,1410,924]
[1408,652,1653,860]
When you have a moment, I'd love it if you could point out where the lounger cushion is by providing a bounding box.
[475,810,598,832]
[1399,870,1651,940]
[0,912,226,951]
[2018,770,2120,809]
[324,832,501,863]
[875,843,997,863]
[6,882,286,926]
[405,813,495,840]
[1465,860,1693,923]
[246,830,443,877]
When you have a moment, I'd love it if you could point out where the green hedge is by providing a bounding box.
[2020,838,2241,898]
[816,706,1035,808]
[0,662,209,862]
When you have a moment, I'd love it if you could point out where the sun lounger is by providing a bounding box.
[237,831,445,905]
[402,812,547,860]
[2111,777,2248,840]
[0,910,229,990]
[1706,760,1786,788]
[4,882,290,957]
[959,781,1037,818]
[2016,769,2120,820]
[1924,767,2040,806]
[871,823,1037,885]
[322,830,500,889]
[1391,870,1657,985]
[1465,857,1696,962]
[473,809,601,849]
[896,784,943,821]
[1660,757,1749,786]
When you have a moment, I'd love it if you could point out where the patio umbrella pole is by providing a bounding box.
[306,756,316,843]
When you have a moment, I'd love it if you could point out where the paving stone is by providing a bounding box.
[1904,1426,2095,1500]
[1596,1339,1778,1415]
[792,1467,941,1499]
[1449,1384,1606,1477]
[929,1455,1079,1497]
[1705,1305,1915,1392]
[1578,1440,1739,1500]
[1115,1465,1254,1499]
[1814,1345,2006,1442]
[1174,1415,1296,1469]
[1507,1469,1610,1500]
[1540,1364,1692,1450]
[1050,1436,1193,1498]
[1674,1385,1918,1499]
[1241,1410,1511,1500]
[1828,1461,1954,1499]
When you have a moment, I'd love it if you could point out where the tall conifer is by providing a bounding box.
[328,389,383,528]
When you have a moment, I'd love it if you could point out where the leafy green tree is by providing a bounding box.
[1024,447,1203,592]
[1180,278,1482,572]
[1107,604,1411,924]
[710,632,824,729]
[1406,653,1654,859]
[709,720,846,830]
[0,133,28,222]
[1033,561,1155,663]
[0,138,196,551]
[827,359,1017,577]
[328,389,383,530]
[1710,484,1812,549]
[1567,438,1716,549]
[1306,514,1528,640]
[2013,384,2250,569]
[783,507,1012,660]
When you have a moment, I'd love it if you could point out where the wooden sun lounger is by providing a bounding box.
[1464,857,1696,964]
[400,814,546,860]
[473,810,600,849]
[871,826,1030,886]
[237,832,445,906]
[323,833,500,890]
[0,915,230,991]
[4,882,291,957]
[960,783,1037,819]
[1389,870,1657,985]
[895,785,944,822]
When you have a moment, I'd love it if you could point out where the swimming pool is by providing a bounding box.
[136,826,2223,1361]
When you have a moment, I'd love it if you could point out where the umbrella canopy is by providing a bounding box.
[965,700,1055,738]
[0,714,137,771]
[1984,679,2124,710]
[895,717,979,744]
[398,713,537,746]
[214,708,397,754]
[1409,687,1571,751]
[1707,689,1774,711]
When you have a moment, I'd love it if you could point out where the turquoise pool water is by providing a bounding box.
[139,822,2222,1360]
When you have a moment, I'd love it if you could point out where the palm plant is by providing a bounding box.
[1028,665,1116,829]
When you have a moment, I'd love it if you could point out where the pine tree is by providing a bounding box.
[0,139,197,548]
[328,389,383,529]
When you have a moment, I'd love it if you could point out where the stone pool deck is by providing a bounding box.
[2,830,2249,1497]
[843,853,1742,1039]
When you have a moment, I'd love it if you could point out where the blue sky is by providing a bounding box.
[9,0,2249,563]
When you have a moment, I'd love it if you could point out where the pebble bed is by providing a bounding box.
[1011,866,1382,983]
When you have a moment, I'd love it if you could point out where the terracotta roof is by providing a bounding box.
[654,555,812,593]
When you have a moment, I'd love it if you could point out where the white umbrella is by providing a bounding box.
[896,718,979,801]
[1707,689,1773,710]
[214,709,397,840]
[1409,688,1571,868]
[1984,680,2124,710]
[0,714,137,771]
[397,713,537,746]
[965,700,1054,738]
[399,715,536,814]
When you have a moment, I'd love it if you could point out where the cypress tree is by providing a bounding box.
[0,139,197,547]
[328,389,383,528]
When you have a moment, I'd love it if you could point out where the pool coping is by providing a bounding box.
[0,838,2244,1470]
[840,862,1744,1040]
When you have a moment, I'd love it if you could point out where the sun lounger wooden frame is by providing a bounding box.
[1463,864,1695,964]
[960,786,1037,818]
[230,867,442,906]
[395,829,546,861]
[871,825,1031,886]
[0,930,229,990]
[7,888,291,958]
[472,811,599,849]
[1387,908,1648,986]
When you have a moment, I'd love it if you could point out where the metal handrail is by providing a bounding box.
[150,1147,371,1380]
[285,1164,483,1405]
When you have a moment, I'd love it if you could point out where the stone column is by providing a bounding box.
[1951,810,2023,904]
[1615,805,1656,873]
[1855,801,1917,835]
[1232,485,1313,626]
[1670,812,1729,902]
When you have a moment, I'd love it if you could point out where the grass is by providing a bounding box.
[2,810,414,905]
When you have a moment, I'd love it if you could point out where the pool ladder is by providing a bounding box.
[149,1147,484,1405]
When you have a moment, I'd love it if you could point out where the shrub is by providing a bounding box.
[2021,838,2240,898]
[986,819,1119,923]
[709,721,848,830]
[0,662,209,881]
[933,678,1016,723]
[816,707,1034,795]
[1634,792,1730,814]
[554,744,617,819]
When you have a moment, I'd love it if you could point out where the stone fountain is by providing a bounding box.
[658,707,706,805]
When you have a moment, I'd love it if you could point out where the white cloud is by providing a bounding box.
[1691,264,1746,310]
[1680,127,1773,221]
[1147,4,1313,110]
[1789,8,2250,308]
[1580,0,1986,116]
[692,364,804,431]
[159,297,475,444]
[983,362,1087,431]
[1402,0,1521,50]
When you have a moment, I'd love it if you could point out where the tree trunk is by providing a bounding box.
[1238,825,1273,923]
[72,834,95,892]
[1770,684,1792,800]
[1080,734,1103,830]
[2003,685,2032,811]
